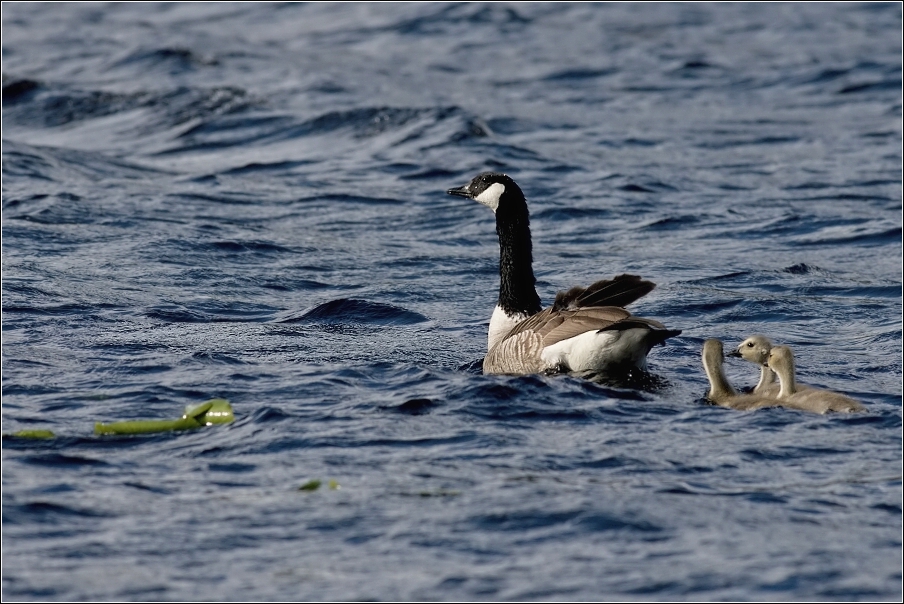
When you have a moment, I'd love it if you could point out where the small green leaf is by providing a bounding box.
[199,399,234,424]
[4,430,55,440]
[299,479,322,491]
[182,401,214,420]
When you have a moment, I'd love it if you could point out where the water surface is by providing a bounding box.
[2,3,902,601]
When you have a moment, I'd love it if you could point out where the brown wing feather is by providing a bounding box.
[499,306,632,348]
[553,274,656,311]
[540,308,633,346]
[499,307,556,339]
[600,316,667,331]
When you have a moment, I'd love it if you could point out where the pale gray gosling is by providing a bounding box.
[727,334,777,394]
[702,339,785,411]
[447,172,680,376]
[766,345,866,414]
[728,335,813,396]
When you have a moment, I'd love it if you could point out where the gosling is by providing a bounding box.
[702,339,786,411]
[729,335,812,396]
[766,345,866,414]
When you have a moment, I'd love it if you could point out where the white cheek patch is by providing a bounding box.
[474,182,505,212]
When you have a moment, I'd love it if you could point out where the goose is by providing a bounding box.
[701,339,786,411]
[728,335,813,396]
[766,345,866,414]
[447,172,681,376]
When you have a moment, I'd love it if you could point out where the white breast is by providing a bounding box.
[487,304,528,352]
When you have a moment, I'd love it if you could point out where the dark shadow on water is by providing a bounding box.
[380,398,441,415]
[569,367,672,393]
[279,298,429,326]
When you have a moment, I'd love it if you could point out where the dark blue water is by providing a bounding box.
[2,3,901,601]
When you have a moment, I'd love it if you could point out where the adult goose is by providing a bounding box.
[766,345,866,414]
[728,334,813,396]
[701,339,786,411]
[447,172,680,376]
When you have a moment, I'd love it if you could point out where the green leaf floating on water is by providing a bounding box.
[94,399,234,435]
[3,430,56,439]
[298,479,340,491]
[184,399,234,424]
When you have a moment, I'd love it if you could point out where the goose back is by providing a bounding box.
[484,306,669,375]
[482,275,679,375]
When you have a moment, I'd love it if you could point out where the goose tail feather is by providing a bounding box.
[553,274,656,311]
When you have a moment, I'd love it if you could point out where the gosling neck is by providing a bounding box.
[772,360,797,398]
[756,366,777,392]
[703,350,737,402]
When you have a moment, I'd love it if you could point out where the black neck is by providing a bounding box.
[495,200,542,316]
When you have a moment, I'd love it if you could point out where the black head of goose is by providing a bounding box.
[447,171,681,376]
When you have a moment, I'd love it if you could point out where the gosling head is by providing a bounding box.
[702,338,725,366]
[728,334,773,364]
[766,345,795,373]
